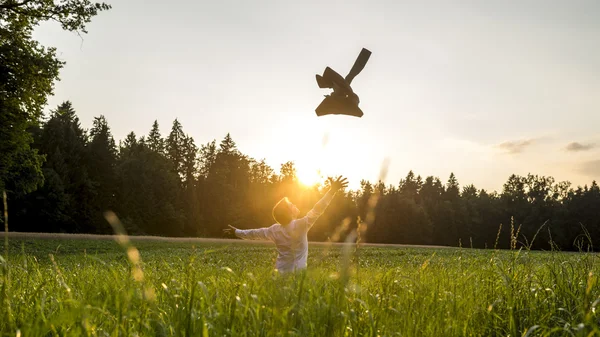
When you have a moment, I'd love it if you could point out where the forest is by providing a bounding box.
[3,101,599,251]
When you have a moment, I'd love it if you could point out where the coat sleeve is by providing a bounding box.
[234,226,273,241]
[301,190,336,231]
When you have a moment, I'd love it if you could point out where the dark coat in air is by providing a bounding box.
[315,48,371,118]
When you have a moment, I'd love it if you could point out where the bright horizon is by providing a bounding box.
[32,0,600,192]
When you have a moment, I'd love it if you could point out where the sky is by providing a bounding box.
[32,0,600,192]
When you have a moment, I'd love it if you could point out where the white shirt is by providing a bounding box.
[234,190,336,273]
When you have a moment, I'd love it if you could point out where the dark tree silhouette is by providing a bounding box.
[4,102,600,251]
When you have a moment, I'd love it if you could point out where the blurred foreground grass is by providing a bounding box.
[1,236,599,336]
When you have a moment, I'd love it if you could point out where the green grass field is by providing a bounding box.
[1,235,599,337]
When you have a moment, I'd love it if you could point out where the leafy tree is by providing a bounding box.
[0,0,110,196]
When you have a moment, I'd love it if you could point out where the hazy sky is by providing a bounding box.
[32,0,600,191]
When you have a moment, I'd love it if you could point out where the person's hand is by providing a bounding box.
[327,175,348,192]
[223,224,237,236]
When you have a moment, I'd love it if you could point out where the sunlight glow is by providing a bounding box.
[264,111,390,191]
[295,165,323,187]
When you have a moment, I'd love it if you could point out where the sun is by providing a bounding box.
[296,165,323,187]
[268,111,378,191]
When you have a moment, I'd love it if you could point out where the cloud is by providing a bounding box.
[565,142,595,152]
[579,160,600,178]
[496,139,535,154]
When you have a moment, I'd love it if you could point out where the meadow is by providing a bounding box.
[1,233,599,337]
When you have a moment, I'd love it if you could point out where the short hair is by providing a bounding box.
[272,197,293,225]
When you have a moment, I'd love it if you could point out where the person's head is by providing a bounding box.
[272,197,300,225]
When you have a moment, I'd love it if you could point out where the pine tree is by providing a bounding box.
[116,131,184,236]
[120,132,138,158]
[199,140,217,178]
[219,133,237,155]
[147,120,164,154]
[87,115,118,232]
[181,135,201,236]
[182,135,199,189]
[13,102,93,232]
[446,172,460,199]
[166,119,186,183]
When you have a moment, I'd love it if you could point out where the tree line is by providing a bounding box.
[2,101,599,251]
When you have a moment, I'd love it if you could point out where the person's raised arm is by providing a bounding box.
[223,224,273,241]
[303,176,348,231]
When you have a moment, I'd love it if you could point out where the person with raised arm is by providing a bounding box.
[224,176,348,273]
